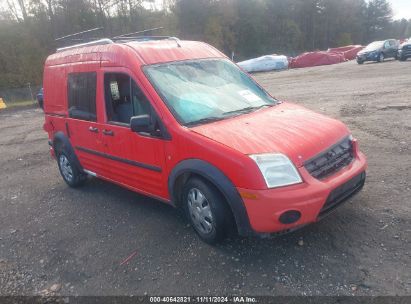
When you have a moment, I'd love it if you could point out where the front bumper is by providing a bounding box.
[237,150,367,235]
[357,52,379,62]
[399,47,411,58]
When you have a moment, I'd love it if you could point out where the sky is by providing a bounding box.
[143,0,411,20]
[390,0,411,20]
[1,1,411,21]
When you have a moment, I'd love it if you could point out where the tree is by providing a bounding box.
[0,0,408,89]
[366,0,393,41]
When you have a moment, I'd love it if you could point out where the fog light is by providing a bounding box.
[279,210,301,224]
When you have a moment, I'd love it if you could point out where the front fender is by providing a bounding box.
[168,159,256,237]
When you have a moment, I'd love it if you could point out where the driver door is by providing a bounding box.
[100,69,168,200]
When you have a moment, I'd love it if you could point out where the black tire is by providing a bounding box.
[57,151,87,188]
[399,55,406,62]
[377,53,384,63]
[183,177,232,244]
[357,59,364,65]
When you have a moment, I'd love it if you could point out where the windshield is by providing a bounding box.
[145,59,277,126]
[364,41,384,51]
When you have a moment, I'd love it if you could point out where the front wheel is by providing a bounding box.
[377,53,384,63]
[183,178,232,244]
[57,152,86,187]
[357,59,364,65]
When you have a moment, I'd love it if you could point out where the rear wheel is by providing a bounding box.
[399,55,407,61]
[57,152,86,187]
[357,59,364,65]
[183,178,232,244]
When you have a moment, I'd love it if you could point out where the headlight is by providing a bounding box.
[249,153,302,188]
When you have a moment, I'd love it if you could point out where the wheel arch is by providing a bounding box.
[168,159,255,236]
[52,131,83,172]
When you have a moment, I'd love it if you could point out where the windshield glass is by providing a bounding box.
[145,59,277,126]
[364,41,384,51]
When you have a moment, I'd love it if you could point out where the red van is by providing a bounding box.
[42,37,367,243]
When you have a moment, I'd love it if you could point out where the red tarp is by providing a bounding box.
[289,45,364,69]
[289,51,346,69]
[328,45,364,60]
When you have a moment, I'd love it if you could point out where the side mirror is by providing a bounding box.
[130,115,151,133]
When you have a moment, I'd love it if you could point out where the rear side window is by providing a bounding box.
[68,72,97,121]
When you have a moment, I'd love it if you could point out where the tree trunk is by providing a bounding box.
[17,0,27,21]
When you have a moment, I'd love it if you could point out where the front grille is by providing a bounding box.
[318,171,366,218]
[305,137,354,179]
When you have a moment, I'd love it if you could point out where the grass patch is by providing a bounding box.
[4,100,36,108]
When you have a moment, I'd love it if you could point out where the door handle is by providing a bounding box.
[89,126,99,133]
[102,129,114,136]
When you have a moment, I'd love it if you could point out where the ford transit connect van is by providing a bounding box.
[42,37,367,243]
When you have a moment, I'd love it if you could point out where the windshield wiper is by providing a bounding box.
[184,117,225,127]
[184,104,275,127]
[222,104,273,117]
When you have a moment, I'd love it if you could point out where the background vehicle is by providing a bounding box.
[36,87,44,109]
[398,38,411,61]
[356,39,399,64]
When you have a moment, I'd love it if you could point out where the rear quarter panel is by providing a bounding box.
[43,65,67,116]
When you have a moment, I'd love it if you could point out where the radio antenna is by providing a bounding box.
[55,28,104,41]
[113,27,164,39]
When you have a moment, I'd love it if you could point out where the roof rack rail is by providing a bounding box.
[113,36,182,47]
[169,37,182,48]
[55,27,105,50]
[56,38,113,52]
[113,35,169,41]
[54,27,181,52]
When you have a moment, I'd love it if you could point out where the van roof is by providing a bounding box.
[45,40,225,67]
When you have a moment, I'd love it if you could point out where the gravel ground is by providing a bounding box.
[0,59,410,296]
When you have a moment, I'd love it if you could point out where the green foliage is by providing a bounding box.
[366,0,393,40]
[0,0,408,89]
[337,33,353,46]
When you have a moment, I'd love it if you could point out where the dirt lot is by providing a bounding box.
[0,59,410,296]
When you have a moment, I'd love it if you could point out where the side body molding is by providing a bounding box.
[168,159,255,236]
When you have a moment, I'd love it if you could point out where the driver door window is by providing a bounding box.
[104,73,151,125]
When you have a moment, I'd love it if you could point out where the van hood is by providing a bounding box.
[190,102,350,167]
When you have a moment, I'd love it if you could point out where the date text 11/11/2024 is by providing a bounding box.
[149,296,258,303]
